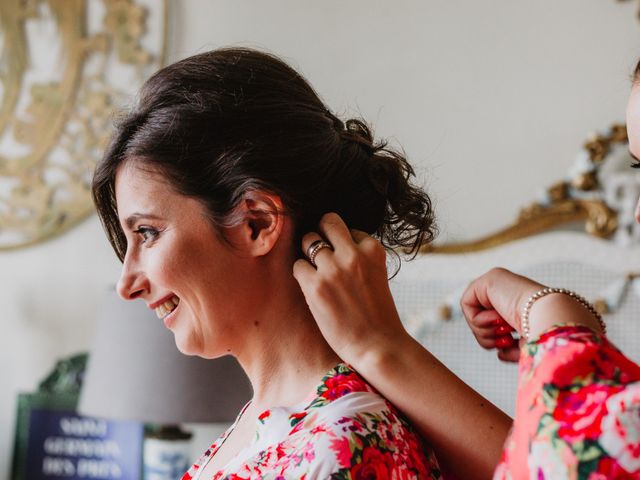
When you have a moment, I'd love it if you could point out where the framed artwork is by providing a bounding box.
[11,355,144,480]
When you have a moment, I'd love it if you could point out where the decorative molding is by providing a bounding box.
[0,0,167,250]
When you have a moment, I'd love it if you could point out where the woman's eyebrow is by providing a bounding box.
[124,212,163,229]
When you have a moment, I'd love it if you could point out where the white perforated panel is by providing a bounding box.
[390,234,640,416]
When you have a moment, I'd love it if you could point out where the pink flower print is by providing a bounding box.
[588,456,637,479]
[554,384,621,442]
[321,373,369,400]
[599,383,640,473]
[330,437,352,468]
[349,446,395,480]
[258,410,271,422]
[527,440,573,479]
[275,443,287,460]
[289,411,307,427]
[302,441,316,463]
[310,424,329,435]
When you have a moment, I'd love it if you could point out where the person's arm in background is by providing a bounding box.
[293,213,512,480]
[462,268,640,478]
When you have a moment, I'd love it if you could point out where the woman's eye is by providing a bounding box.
[133,226,160,243]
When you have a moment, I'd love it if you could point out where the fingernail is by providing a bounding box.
[495,325,512,335]
[495,336,515,348]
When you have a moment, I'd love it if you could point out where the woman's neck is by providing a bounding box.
[231,273,341,412]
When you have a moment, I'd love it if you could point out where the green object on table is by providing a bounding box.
[37,353,87,396]
[10,353,88,480]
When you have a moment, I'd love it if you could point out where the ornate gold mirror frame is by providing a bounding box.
[0,0,167,251]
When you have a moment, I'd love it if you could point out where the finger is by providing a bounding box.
[357,235,387,265]
[471,323,504,347]
[495,323,515,336]
[460,277,494,326]
[480,334,517,350]
[497,347,521,363]
[301,232,325,255]
[475,326,499,340]
[471,309,503,328]
[474,325,513,341]
[300,233,335,268]
[318,212,359,254]
[475,336,503,350]
[350,229,369,243]
[292,259,319,296]
[495,335,517,349]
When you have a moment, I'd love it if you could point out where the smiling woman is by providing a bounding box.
[89,48,493,479]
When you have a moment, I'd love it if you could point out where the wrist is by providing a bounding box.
[511,282,547,335]
[355,329,416,380]
[524,290,604,341]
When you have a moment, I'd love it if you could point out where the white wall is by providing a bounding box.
[167,0,640,241]
[0,218,122,478]
[2,1,640,477]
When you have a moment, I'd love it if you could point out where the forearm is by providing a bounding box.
[357,334,512,480]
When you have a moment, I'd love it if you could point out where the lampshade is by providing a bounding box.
[78,289,252,424]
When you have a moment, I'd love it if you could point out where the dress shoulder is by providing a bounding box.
[184,363,441,479]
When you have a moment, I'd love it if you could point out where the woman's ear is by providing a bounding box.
[231,191,286,257]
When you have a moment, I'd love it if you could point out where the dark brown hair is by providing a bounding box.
[92,48,436,264]
[635,59,640,83]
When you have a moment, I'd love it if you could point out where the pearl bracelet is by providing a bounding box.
[521,287,606,341]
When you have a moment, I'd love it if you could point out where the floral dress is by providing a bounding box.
[182,363,441,480]
[494,325,640,479]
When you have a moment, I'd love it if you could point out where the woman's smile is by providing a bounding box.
[113,160,270,358]
[159,297,181,328]
[149,294,181,321]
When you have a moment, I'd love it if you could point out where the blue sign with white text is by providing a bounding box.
[24,409,143,480]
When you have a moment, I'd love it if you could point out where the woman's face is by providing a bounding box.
[114,162,251,358]
[627,83,640,223]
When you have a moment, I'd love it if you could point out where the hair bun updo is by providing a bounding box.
[322,116,436,261]
[92,47,436,268]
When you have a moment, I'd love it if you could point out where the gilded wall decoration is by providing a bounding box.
[0,0,166,250]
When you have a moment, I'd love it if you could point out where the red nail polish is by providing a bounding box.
[495,336,514,348]
[495,325,512,335]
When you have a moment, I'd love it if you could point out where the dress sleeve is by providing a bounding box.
[494,325,640,479]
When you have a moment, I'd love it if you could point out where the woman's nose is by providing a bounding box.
[117,254,148,301]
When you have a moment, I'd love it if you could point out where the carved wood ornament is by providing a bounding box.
[0,0,166,250]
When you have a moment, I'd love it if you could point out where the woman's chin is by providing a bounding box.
[171,330,201,357]
[170,325,227,359]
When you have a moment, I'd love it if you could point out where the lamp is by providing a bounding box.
[78,290,252,480]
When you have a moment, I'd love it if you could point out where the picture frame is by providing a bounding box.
[11,355,144,480]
